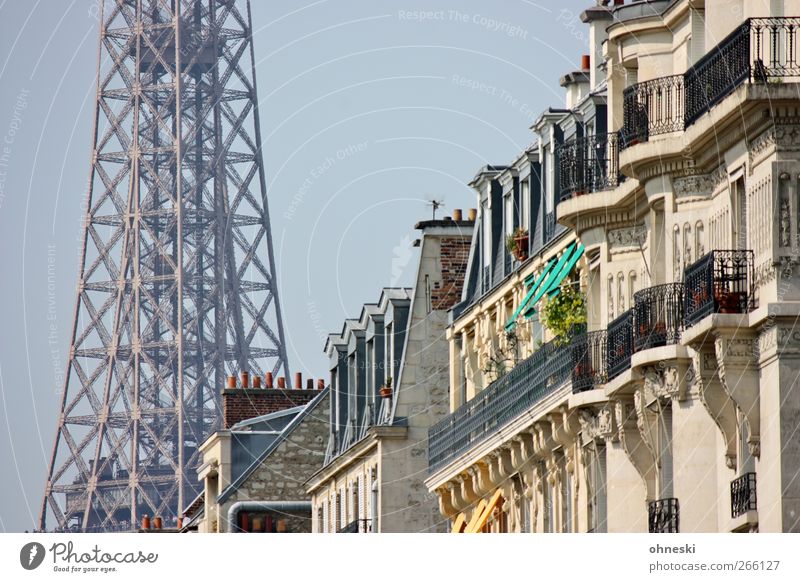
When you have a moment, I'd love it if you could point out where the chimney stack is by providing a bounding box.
[222,369,321,428]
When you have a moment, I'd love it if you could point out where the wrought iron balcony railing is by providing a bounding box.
[684,250,754,328]
[633,283,685,352]
[544,211,557,244]
[648,498,680,533]
[571,330,607,393]
[338,518,373,533]
[557,133,620,202]
[622,74,684,147]
[607,310,633,382]
[731,472,757,519]
[428,338,572,471]
[624,18,800,149]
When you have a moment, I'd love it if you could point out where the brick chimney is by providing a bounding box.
[222,372,321,428]
[412,213,474,311]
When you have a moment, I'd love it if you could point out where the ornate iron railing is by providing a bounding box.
[649,498,680,533]
[571,330,607,393]
[621,74,684,147]
[685,20,751,125]
[557,133,620,201]
[626,18,800,147]
[338,518,372,533]
[544,211,556,244]
[607,310,633,381]
[684,250,755,327]
[633,283,685,352]
[428,338,572,471]
[731,472,757,519]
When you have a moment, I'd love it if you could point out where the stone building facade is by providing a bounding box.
[426,0,800,534]
[306,217,473,532]
[187,377,329,533]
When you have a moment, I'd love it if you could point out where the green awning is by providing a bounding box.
[504,257,557,331]
[522,242,582,319]
[545,243,585,299]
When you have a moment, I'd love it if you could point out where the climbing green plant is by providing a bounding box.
[540,281,587,345]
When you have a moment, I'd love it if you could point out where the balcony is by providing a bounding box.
[622,18,800,150]
[428,338,572,471]
[571,330,607,393]
[632,283,684,352]
[338,518,373,533]
[648,498,679,533]
[684,250,754,328]
[557,133,620,202]
[607,310,633,382]
[622,74,684,147]
[731,472,757,519]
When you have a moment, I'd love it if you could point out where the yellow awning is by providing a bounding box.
[465,489,504,533]
[450,513,467,533]
[462,499,487,534]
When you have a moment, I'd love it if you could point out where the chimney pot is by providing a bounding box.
[153,516,162,530]
[452,208,463,221]
[467,208,477,221]
[240,371,249,389]
[277,376,286,389]
[226,375,237,389]
[265,372,274,389]
[306,378,314,390]
[317,379,325,390]
[581,54,590,70]
[253,376,262,389]
[141,515,151,530]
[294,372,302,390]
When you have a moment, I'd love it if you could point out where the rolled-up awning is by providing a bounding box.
[465,489,504,533]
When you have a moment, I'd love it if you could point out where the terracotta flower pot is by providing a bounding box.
[513,234,529,262]
[379,386,393,398]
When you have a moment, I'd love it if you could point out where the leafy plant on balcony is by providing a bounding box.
[540,281,587,346]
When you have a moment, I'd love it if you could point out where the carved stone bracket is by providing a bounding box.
[437,485,458,518]
[641,363,690,402]
[614,395,657,501]
[715,334,760,457]
[487,447,515,485]
[469,461,493,497]
[673,174,714,203]
[692,350,738,468]
[457,472,480,507]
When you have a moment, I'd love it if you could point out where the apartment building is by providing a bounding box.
[426,0,800,534]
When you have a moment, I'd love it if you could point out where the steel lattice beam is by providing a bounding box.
[39,0,289,532]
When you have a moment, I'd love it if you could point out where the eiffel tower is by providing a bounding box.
[39,0,289,531]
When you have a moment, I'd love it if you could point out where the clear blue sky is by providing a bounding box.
[0,0,589,531]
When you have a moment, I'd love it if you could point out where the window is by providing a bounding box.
[504,191,514,239]
[587,443,607,532]
[520,178,530,232]
[658,404,674,499]
[482,202,492,267]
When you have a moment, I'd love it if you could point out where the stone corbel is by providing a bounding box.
[509,431,536,472]
[469,461,493,497]
[532,421,556,460]
[488,447,515,484]
[457,472,480,507]
[448,480,469,513]
[693,350,738,468]
[614,395,657,501]
[715,334,760,456]
[436,485,458,519]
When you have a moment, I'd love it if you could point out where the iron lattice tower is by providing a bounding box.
[40,0,289,531]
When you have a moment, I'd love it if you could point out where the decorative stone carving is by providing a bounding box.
[780,197,791,247]
[673,174,714,201]
[608,225,647,255]
[753,258,777,287]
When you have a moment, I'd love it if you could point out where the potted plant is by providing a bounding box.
[379,377,393,398]
[505,227,529,262]
[714,282,741,314]
[654,320,667,335]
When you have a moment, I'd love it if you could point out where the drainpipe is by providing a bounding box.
[227,501,312,532]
